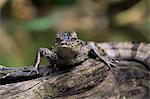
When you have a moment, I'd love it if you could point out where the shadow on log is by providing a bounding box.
[0,58,149,99]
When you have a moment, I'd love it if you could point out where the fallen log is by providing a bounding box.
[0,58,149,99]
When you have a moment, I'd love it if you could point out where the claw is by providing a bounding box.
[103,60,114,70]
[105,61,117,70]
[99,56,118,70]
[29,66,39,75]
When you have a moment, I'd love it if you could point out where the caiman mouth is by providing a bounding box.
[58,47,73,52]
[61,45,68,48]
[57,47,78,58]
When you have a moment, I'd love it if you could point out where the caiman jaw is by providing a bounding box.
[61,45,68,48]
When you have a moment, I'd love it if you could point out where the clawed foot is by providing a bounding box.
[29,67,39,75]
[104,60,117,70]
[99,56,119,70]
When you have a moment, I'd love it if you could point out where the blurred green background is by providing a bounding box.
[0,0,149,67]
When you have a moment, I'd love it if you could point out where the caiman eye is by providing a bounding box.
[70,31,77,38]
[56,38,61,42]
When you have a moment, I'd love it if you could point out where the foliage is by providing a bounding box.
[0,0,149,67]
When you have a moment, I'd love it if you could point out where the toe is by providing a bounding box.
[29,67,39,75]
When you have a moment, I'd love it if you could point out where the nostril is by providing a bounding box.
[61,43,66,45]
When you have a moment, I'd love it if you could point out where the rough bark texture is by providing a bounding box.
[0,58,149,99]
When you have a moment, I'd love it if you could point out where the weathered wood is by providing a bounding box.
[0,59,149,99]
[0,65,54,84]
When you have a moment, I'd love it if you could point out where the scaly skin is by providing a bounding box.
[30,32,117,74]
[97,42,150,69]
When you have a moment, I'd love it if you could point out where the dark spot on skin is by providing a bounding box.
[132,41,141,44]
[109,43,120,58]
[102,49,105,52]
[47,56,50,59]
[76,40,80,42]
[131,42,140,59]
[72,38,77,40]
[80,42,83,45]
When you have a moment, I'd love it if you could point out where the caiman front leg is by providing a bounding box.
[87,42,118,70]
[30,48,59,74]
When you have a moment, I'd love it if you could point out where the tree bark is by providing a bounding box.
[0,58,149,99]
